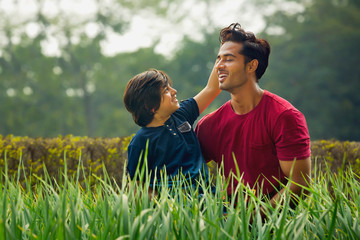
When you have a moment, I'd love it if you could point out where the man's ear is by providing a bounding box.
[247,59,258,73]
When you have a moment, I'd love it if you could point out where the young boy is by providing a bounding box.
[123,68,220,194]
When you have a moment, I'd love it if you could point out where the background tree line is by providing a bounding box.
[1,0,359,140]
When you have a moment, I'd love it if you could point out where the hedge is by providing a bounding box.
[0,134,132,186]
[1,135,359,186]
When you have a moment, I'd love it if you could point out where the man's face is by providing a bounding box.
[215,41,249,92]
[156,84,179,117]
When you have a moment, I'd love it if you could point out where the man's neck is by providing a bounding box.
[230,84,264,115]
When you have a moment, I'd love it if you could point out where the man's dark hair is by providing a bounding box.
[219,23,270,80]
[123,69,171,127]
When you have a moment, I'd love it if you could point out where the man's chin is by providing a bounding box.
[219,84,228,91]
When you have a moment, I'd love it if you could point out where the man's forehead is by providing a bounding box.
[218,41,243,56]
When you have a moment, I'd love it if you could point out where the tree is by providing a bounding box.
[0,0,212,137]
[257,0,360,140]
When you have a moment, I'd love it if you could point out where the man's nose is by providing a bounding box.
[215,59,224,69]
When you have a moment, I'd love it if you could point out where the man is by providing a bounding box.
[195,23,311,209]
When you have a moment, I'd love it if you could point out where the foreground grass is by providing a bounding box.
[0,156,360,240]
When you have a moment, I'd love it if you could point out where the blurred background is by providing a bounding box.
[0,0,359,140]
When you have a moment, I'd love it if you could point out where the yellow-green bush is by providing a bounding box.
[0,134,133,186]
[206,140,360,179]
[1,135,359,186]
[311,139,360,174]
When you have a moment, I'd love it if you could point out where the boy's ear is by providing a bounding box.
[145,104,156,113]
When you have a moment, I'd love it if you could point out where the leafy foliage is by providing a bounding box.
[1,135,360,186]
[0,134,132,187]
[258,0,360,140]
[1,0,359,140]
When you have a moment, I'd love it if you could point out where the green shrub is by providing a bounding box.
[0,134,133,186]
[1,135,359,186]
[311,139,360,175]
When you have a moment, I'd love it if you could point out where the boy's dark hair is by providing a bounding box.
[219,23,270,81]
[123,69,171,127]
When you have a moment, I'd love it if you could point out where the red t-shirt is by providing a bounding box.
[195,90,311,195]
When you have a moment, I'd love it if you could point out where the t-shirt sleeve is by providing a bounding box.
[273,109,311,161]
[176,98,200,125]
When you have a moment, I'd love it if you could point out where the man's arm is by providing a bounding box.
[254,157,311,221]
[193,65,221,114]
[270,157,311,208]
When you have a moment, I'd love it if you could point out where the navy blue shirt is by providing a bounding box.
[127,98,209,188]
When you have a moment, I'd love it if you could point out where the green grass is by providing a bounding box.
[1,153,360,239]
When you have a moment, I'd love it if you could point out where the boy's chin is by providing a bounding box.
[172,104,180,112]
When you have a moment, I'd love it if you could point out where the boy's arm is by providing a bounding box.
[193,64,221,114]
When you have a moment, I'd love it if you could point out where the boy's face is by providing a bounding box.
[156,84,179,117]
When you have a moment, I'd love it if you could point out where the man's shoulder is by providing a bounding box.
[263,90,307,129]
[263,90,300,114]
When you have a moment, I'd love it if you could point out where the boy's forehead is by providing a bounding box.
[164,80,171,87]
[161,83,169,91]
